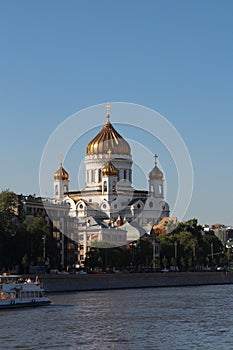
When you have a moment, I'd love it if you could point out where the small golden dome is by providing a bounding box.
[54,166,69,181]
[86,117,131,156]
[149,155,163,180]
[102,160,118,177]
[149,167,163,180]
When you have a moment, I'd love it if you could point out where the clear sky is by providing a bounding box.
[0,0,232,226]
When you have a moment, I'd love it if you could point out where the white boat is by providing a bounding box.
[0,275,51,309]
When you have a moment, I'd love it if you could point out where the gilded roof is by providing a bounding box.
[54,166,69,181]
[149,166,163,180]
[86,119,131,156]
[102,160,118,177]
[149,155,163,180]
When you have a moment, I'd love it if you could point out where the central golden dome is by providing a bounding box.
[86,117,131,156]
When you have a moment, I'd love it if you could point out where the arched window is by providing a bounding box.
[103,181,107,192]
[129,170,132,183]
[124,170,127,180]
[98,169,102,182]
[91,170,95,183]
[112,181,116,192]
[55,185,58,196]
[159,185,163,194]
[64,185,68,193]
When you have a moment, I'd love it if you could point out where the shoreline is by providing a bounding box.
[38,271,233,293]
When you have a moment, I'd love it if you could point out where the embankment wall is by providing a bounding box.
[39,271,233,293]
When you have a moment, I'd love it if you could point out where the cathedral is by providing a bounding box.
[53,105,169,264]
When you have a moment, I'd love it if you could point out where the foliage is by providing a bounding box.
[0,189,227,272]
[159,218,224,269]
[0,190,60,273]
[84,219,225,271]
[85,236,158,271]
[85,245,130,271]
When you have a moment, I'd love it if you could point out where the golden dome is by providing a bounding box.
[149,155,163,180]
[102,160,118,177]
[86,117,131,156]
[54,166,69,181]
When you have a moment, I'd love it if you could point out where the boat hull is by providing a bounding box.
[0,300,51,309]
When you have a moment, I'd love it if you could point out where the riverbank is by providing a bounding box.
[38,271,233,293]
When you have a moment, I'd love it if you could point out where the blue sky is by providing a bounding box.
[0,1,232,225]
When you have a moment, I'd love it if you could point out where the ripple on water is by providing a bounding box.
[0,285,233,350]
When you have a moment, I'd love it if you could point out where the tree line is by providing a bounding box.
[0,190,60,273]
[0,189,226,273]
[85,219,226,272]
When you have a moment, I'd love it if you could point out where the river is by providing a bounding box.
[0,285,232,349]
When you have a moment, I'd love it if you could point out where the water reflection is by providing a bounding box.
[0,285,232,349]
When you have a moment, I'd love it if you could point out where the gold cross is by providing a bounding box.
[106,103,111,121]
[59,154,63,166]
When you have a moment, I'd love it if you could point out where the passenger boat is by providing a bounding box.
[0,275,51,309]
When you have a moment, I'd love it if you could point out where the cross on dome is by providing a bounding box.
[54,155,69,181]
[106,103,111,121]
[60,154,63,166]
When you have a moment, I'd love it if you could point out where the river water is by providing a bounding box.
[0,285,232,350]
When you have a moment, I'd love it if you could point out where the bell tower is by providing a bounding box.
[148,155,164,199]
[54,155,69,201]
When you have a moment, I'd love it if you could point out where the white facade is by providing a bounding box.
[54,109,170,241]
[84,153,133,192]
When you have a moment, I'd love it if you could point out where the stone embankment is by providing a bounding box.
[39,271,233,293]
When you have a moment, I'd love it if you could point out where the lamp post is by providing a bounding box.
[152,237,156,271]
[42,235,46,263]
[130,241,137,271]
[193,242,196,268]
[211,242,214,267]
[174,241,177,268]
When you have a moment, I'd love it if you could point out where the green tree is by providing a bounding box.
[202,234,223,267]
[160,218,223,269]
[0,190,21,271]
[25,216,61,268]
[0,190,18,236]
[162,256,168,269]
